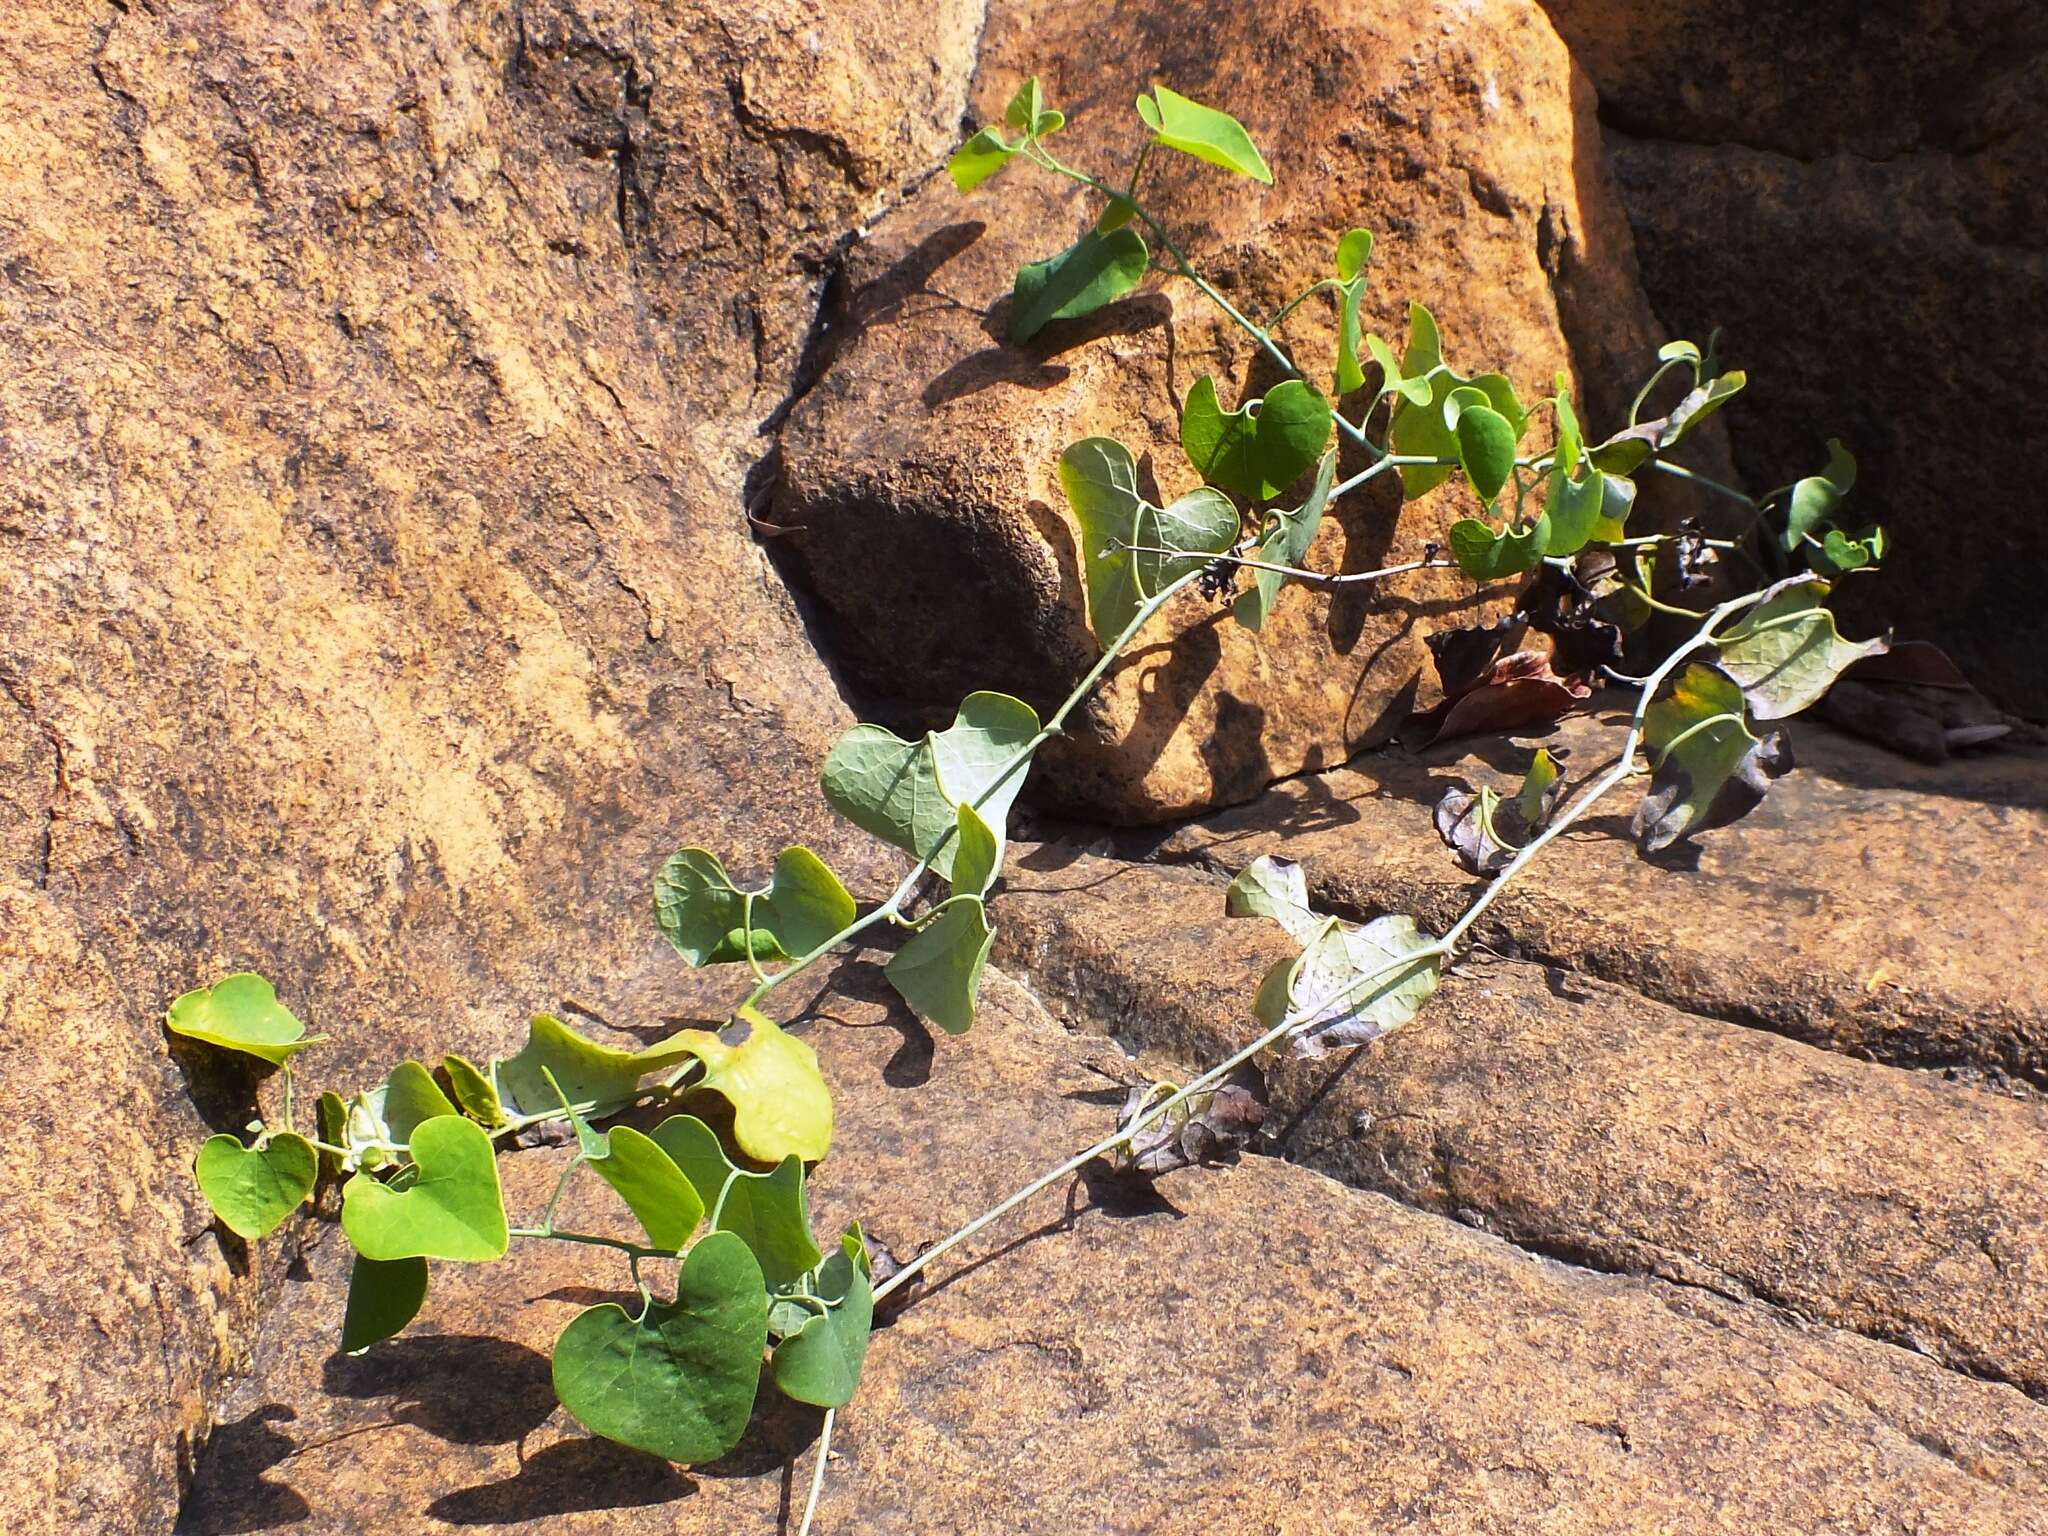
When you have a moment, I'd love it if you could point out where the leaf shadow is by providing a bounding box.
[924,292,1172,409]
[424,1436,695,1525]
[174,1405,311,1535]
[320,1334,556,1446]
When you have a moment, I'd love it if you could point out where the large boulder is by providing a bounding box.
[1536,0,2048,717]
[773,0,1691,820]
[0,2,976,1530]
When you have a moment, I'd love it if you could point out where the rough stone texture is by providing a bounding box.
[996,853,2048,1395]
[180,962,2048,1535]
[0,2,978,1531]
[1536,0,2048,718]
[774,0,1695,821]
[1142,713,2048,1083]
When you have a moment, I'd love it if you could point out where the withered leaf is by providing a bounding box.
[1434,750,1564,875]
[1407,650,1591,747]
[1107,1065,1268,1177]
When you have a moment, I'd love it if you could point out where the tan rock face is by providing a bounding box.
[179,962,2048,1534]
[1535,0,2048,717]
[0,2,975,1531]
[774,0,1685,820]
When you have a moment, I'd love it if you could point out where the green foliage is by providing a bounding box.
[1632,664,1792,852]
[770,1231,875,1409]
[1008,227,1149,343]
[887,895,995,1034]
[650,1009,834,1165]
[340,1255,429,1355]
[653,845,856,967]
[1388,304,1529,499]
[165,973,325,1065]
[551,1232,770,1465]
[1332,229,1374,395]
[1180,377,1333,501]
[649,1115,822,1286]
[1234,450,1336,631]
[822,691,1041,883]
[947,127,1016,193]
[1449,516,1549,580]
[1058,435,1239,646]
[194,1132,317,1240]
[1135,84,1271,182]
[1713,576,1889,719]
[341,1116,509,1262]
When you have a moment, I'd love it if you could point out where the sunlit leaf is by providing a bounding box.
[649,1116,823,1286]
[1223,854,1326,947]
[1058,436,1239,647]
[497,1013,686,1120]
[340,1116,508,1262]
[340,1254,428,1354]
[1180,377,1333,501]
[821,691,1041,881]
[195,1132,317,1240]
[771,1231,875,1409]
[441,1054,507,1128]
[1005,77,1044,133]
[1335,228,1375,282]
[1096,196,1136,233]
[1455,403,1517,503]
[1233,449,1336,631]
[165,973,325,1065]
[551,1231,768,1465]
[1632,663,1793,851]
[886,894,994,1035]
[1542,462,1609,556]
[1782,439,1857,552]
[586,1124,707,1252]
[947,127,1015,193]
[653,845,858,969]
[1713,576,1889,719]
[1449,516,1550,580]
[1388,304,1527,498]
[381,1061,459,1146]
[948,800,1001,899]
[645,1008,833,1165]
[1008,227,1149,343]
[1136,84,1272,182]
[1252,914,1442,1059]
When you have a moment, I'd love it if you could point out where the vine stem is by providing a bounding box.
[740,568,1207,1011]
[796,1408,835,1536]
[872,585,1770,1307]
[1114,544,1457,589]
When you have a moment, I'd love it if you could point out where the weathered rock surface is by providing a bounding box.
[180,962,2048,1534]
[996,852,2048,1395]
[0,2,974,1531]
[1144,713,2048,1082]
[1536,0,2048,718]
[775,0,1691,820]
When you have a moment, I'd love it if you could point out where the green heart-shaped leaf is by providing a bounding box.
[1542,463,1609,556]
[440,1054,507,1128]
[341,1116,508,1262]
[340,1254,429,1354]
[1713,576,1889,719]
[649,1116,823,1286]
[165,973,325,1065]
[1136,84,1272,182]
[1387,304,1528,499]
[381,1060,459,1145]
[587,1124,707,1253]
[948,800,1001,900]
[1449,516,1550,580]
[1008,226,1149,343]
[1782,438,1857,552]
[771,1232,875,1409]
[1005,77,1043,133]
[947,127,1015,193]
[886,894,994,1035]
[1058,436,1239,647]
[551,1231,769,1465]
[1180,377,1333,501]
[643,1008,833,1165]
[1454,402,1517,503]
[496,1013,701,1120]
[652,845,857,968]
[821,692,1041,881]
[195,1132,317,1239]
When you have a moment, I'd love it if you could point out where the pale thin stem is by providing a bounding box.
[538,1153,585,1234]
[797,1408,836,1536]
[1114,544,1456,588]
[1649,458,1757,509]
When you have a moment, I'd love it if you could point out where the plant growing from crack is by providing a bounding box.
[172,76,1897,1534]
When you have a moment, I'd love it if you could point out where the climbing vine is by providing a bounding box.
[171,75,1893,1533]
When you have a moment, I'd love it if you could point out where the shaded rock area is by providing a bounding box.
[774,0,1698,820]
[1536,0,2048,718]
[181,966,2048,1535]
[3,1,2047,1534]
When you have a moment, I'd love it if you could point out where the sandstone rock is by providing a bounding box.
[1146,713,2048,1083]
[774,0,1692,820]
[180,960,2048,1533]
[0,2,976,1531]
[1535,0,2048,717]
[995,853,2048,1394]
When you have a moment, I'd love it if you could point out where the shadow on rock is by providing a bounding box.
[175,1405,310,1535]
[321,1334,556,1446]
[425,1437,695,1525]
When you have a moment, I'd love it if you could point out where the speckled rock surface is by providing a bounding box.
[179,964,2048,1535]
[0,1,977,1530]
[1144,713,2048,1082]
[996,851,2048,1395]
[774,0,1701,820]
